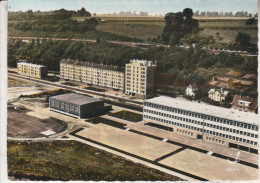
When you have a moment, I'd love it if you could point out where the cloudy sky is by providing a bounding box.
[8,0,258,15]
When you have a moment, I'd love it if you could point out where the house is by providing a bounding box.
[208,88,229,102]
[232,95,258,114]
[185,84,198,97]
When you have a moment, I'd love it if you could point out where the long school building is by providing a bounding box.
[60,59,125,91]
[143,96,259,154]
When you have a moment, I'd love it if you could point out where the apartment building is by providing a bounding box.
[125,59,156,99]
[17,62,47,78]
[60,59,124,91]
[144,96,258,154]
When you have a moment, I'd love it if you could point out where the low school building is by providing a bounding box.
[49,93,105,118]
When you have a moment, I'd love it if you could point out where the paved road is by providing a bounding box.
[8,36,169,49]
[8,73,143,107]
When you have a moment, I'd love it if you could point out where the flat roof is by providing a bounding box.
[145,96,258,125]
[50,93,102,105]
[60,59,124,72]
[17,62,45,68]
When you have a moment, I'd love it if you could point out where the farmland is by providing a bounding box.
[90,16,257,43]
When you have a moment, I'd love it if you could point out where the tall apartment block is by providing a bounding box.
[60,59,124,91]
[125,59,156,99]
[17,62,47,78]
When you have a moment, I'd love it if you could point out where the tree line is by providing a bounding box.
[8,39,257,85]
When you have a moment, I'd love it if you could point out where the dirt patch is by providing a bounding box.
[8,107,66,138]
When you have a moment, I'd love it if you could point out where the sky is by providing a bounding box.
[8,0,258,15]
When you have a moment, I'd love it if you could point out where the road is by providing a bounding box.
[8,36,170,49]
[8,72,143,107]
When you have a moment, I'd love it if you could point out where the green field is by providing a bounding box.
[8,140,182,181]
[88,16,257,42]
[109,110,143,122]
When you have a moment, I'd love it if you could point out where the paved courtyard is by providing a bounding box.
[160,149,258,181]
[75,123,181,161]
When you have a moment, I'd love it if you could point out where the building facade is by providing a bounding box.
[232,95,258,113]
[125,59,156,99]
[17,62,47,78]
[49,93,105,118]
[143,96,258,153]
[60,59,124,91]
[208,88,229,102]
[185,84,198,97]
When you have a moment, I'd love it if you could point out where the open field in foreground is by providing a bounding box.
[7,140,182,181]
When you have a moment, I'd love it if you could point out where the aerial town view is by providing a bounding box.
[4,0,259,181]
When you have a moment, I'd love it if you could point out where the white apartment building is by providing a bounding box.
[17,62,47,78]
[125,59,156,99]
[60,59,124,91]
[143,96,258,153]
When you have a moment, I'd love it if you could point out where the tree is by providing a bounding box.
[235,32,250,47]
[77,7,91,16]
[246,18,256,25]
[162,8,199,45]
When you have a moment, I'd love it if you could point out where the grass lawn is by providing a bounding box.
[62,82,80,87]
[88,117,126,129]
[7,140,182,181]
[42,76,60,82]
[8,77,34,88]
[84,86,106,92]
[109,110,143,122]
[97,23,163,41]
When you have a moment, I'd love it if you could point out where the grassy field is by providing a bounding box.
[109,110,143,122]
[84,86,106,92]
[8,77,34,87]
[93,16,257,42]
[97,23,163,41]
[7,140,182,181]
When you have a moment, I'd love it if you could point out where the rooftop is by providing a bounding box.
[232,95,258,110]
[17,62,46,68]
[145,96,258,125]
[128,59,156,67]
[50,93,102,105]
[60,59,124,72]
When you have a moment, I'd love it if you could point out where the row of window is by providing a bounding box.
[144,109,258,134]
[50,100,79,115]
[144,103,258,131]
[144,115,258,145]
